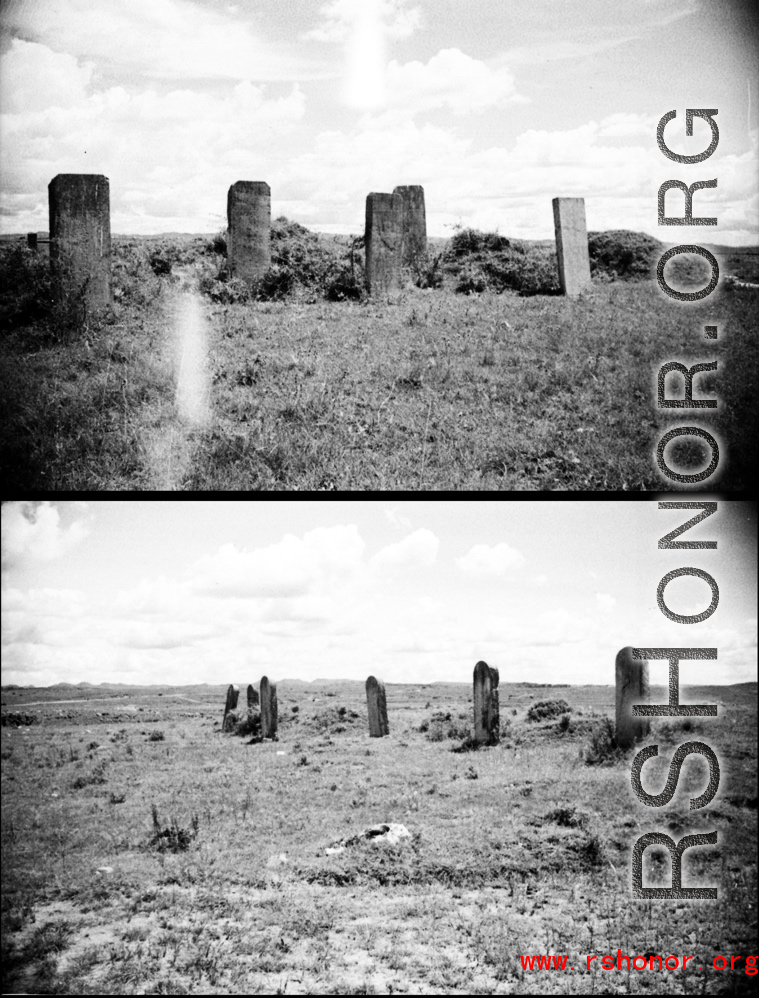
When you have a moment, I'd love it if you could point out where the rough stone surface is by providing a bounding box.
[227,181,271,281]
[222,709,239,733]
[366,675,389,737]
[473,660,500,746]
[260,676,278,740]
[552,197,591,297]
[364,192,403,293]
[247,684,259,710]
[393,185,427,266]
[48,174,112,307]
[223,684,239,726]
[27,233,37,250]
[615,646,650,749]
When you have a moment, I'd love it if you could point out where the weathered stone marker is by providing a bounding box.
[366,676,389,737]
[615,646,650,749]
[222,684,239,732]
[260,675,278,739]
[364,192,403,294]
[27,233,38,251]
[227,181,271,281]
[48,174,112,307]
[473,660,500,745]
[552,196,591,297]
[393,185,427,267]
[247,684,259,711]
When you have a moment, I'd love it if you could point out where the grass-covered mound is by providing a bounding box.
[442,228,561,296]
[198,217,365,304]
[587,230,662,279]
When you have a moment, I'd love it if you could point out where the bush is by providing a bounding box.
[323,266,363,301]
[148,730,165,742]
[526,699,571,723]
[150,804,198,853]
[208,230,227,256]
[424,710,471,742]
[587,230,662,279]
[580,716,623,766]
[445,230,560,296]
[235,711,261,737]
[0,246,55,332]
[411,252,444,289]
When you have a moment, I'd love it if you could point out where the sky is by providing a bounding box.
[1,500,755,690]
[0,0,757,243]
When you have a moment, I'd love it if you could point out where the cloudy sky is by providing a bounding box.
[0,0,757,242]
[1,500,755,690]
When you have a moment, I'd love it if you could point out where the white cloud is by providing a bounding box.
[0,76,306,232]
[385,505,412,529]
[1,503,89,570]
[386,49,524,115]
[369,529,439,571]
[5,0,324,82]
[305,0,422,43]
[189,525,365,598]
[0,40,93,114]
[456,542,525,576]
[596,592,616,612]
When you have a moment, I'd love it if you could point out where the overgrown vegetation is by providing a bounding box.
[526,699,571,723]
[1,225,756,491]
[1,682,755,994]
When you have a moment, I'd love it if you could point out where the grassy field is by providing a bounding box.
[1,678,756,994]
[0,228,757,490]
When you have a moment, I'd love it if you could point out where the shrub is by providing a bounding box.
[150,804,198,853]
[0,246,55,332]
[148,730,165,742]
[235,711,261,738]
[445,230,560,296]
[209,230,227,255]
[581,716,623,766]
[148,250,174,276]
[424,710,470,742]
[587,230,662,279]
[526,699,571,723]
[323,266,363,301]
[411,252,444,289]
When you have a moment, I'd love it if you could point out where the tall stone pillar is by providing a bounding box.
[364,192,403,293]
[366,676,389,737]
[260,675,278,740]
[393,185,427,266]
[473,660,500,746]
[227,181,271,281]
[48,174,112,307]
[552,196,591,297]
[615,646,650,749]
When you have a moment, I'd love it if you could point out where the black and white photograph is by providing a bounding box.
[1,499,756,993]
[0,0,757,490]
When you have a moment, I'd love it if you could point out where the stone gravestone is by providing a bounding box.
[48,174,112,308]
[247,684,259,710]
[473,660,500,746]
[27,233,38,251]
[552,197,591,297]
[615,646,650,750]
[366,676,389,737]
[393,185,427,267]
[364,192,403,294]
[222,684,239,732]
[260,676,278,740]
[227,181,271,281]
